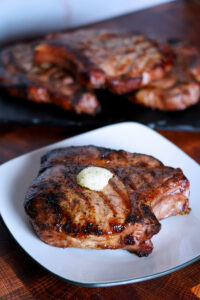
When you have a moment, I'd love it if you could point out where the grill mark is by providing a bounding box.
[123,170,142,191]
[127,180,137,191]
[128,169,154,191]
[109,179,130,209]
[100,192,118,216]
[86,192,106,228]
[140,172,151,186]
[73,185,93,213]
[63,171,94,216]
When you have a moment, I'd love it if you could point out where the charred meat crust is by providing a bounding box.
[24,145,190,257]
[0,43,101,115]
[34,30,175,93]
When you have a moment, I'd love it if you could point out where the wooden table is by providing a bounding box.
[0,1,200,299]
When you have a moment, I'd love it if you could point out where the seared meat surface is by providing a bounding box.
[0,43,100,115]
[129,42,200,110]
[1,30,200,113]
[34,30,174,94]
[24,146,190,256]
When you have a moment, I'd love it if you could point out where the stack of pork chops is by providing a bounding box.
[1,29,200,115]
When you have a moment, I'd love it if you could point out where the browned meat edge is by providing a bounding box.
[0,43,101,115]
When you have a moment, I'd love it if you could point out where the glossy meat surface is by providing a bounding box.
[0,43,100,115]
[34,30,174,94]
[130,42,200,110]
[24,146,190,256]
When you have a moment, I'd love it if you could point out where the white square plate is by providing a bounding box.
[0,122,199,287]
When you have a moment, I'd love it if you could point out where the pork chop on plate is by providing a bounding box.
[24,145,190,257]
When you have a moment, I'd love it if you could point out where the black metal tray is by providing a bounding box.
[0,90,200,130]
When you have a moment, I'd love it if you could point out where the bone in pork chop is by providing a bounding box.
[129,42,200,110]
[24,146,190,257]
[0,43,100,115]
[34,29,174,94]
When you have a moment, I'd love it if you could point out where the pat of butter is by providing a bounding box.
[77,166,113,191]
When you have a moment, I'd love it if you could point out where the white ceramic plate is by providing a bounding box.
[0,122,199,287]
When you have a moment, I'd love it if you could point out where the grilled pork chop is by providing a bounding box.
[24,146,190,256]
[0,43,100,115]
[34,30,174,94]
[129,42,200,110]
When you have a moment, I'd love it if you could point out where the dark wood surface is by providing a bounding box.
[1,1,200,299]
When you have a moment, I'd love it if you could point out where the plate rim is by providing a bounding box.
[1,214,200,287]
[0,121,199,168]
[0,121,200,287]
